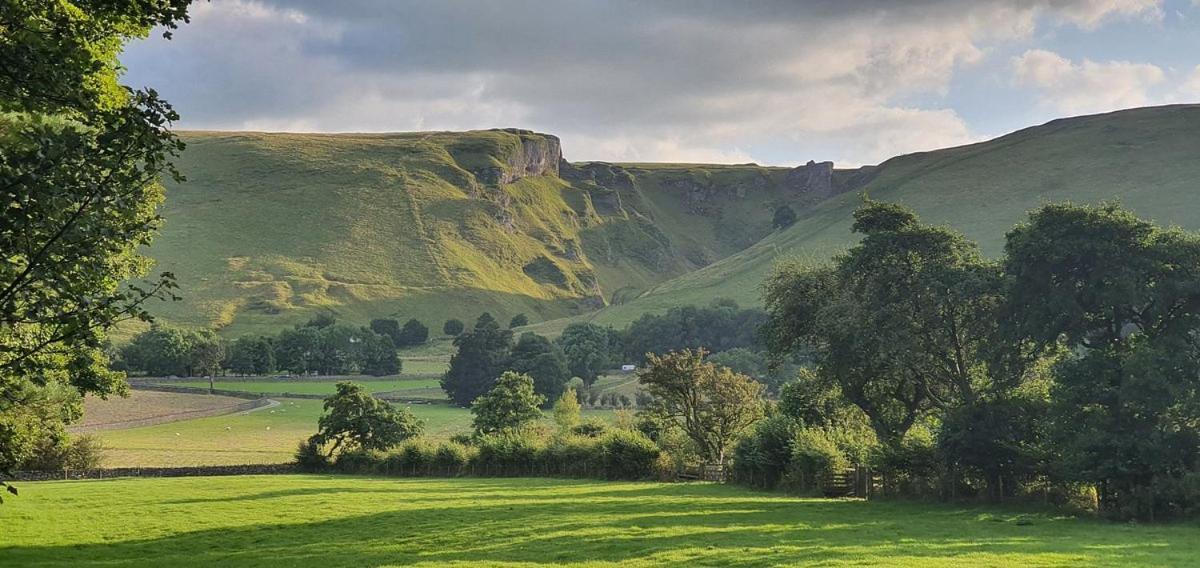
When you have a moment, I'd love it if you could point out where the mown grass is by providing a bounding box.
[4,475,1198,567]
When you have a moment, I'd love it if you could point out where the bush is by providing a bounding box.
[295,439,330,472]
[22,434,106,471]
[434,441,475,474]
[541,435,602,477]
[381,440,435,475]
[571,418,608,438]
[788,428,848,493]
[334,448,385,474]
[472,430,542,474]
[733,415,796,489]
[600,429,660,480]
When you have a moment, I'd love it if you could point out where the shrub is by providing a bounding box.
[541,435,602,477]
[443,319,465,336]
[600,429,660,480]
[788,428,847,493]
[472,430,542,474]
[294,439,330,472]
[22,434,106,471]
[334,448,385,474]
[733,414,796,489]
[571,418,608,438]
[434,441,474,474]
[381,440,435,475]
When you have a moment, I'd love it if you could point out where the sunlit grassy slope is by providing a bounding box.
[581,104,1200,327]
[6,476,1199,567]
[145,129,805,336]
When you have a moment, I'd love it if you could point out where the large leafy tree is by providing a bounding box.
[442,313,513,406]
[638,349,764,464]
[508,332,570,404]
[470,371,544,435]
[1004,203,1200,518]
[764,201,1008,450]
[1,1,194,489]
[557,322,617,385]
[309,382,422,458]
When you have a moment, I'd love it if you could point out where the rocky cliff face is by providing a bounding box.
[472,129,562,185]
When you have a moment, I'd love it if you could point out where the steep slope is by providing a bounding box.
[147,129,857,335]
[582,104,1200,327]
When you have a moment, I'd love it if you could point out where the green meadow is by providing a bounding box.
[164,378,440,396]
[4,475,1198,567]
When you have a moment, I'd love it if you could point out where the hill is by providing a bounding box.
[576,104,1200,327]
[145,129,861,335]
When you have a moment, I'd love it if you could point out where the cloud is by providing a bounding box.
[121,0,1168,165]
[1012,49,1165,114]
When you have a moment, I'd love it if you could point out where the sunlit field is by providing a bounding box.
[163,378,442,396]
[4,476,1198,567]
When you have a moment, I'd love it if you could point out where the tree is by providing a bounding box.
[442,313,513,406]
[361,332,401,377]
[509,313,529,328]
[1,2,196,488]
[227,336,275,376]
[398,318,429,347]
[622,303,766,363]
[470,371,544,435]
[309,382,422,457]
[509,332,570,404]
[302,312,337,329]
[122,326,193,376]
[772,204,797,229]
[552,387,582,432]
[558,322,616,385]
[1004,202,1200,518]
[443,319,465,336]
[187,330,225,377]
[369,318,401,345]
[274,327,321,375]
[707,348,799,394]
[763,200,1007,451]
[638,349,764,464]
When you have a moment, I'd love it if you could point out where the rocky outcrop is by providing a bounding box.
[475,129,562,185]
[784,160,835,199]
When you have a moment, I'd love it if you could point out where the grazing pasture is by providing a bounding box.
[162,378,441,397]
[4,475,1198,567]
[76,391,250,430]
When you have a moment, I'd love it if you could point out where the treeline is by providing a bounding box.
[441,302,770,407]
[119,314,401,377]
[744,200,1200,521]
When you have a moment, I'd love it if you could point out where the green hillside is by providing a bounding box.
[145,129,838,336]
[584,104,1200,326]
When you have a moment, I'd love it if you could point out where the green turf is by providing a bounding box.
[4,475,1198,567]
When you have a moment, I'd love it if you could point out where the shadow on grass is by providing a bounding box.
[3,479,1195,567]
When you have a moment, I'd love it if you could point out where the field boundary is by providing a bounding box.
[8,463,297,482]
[129,382,441,405]
[70,397,273,433]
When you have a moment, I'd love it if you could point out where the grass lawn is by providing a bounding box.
[94,400,616,467]
[4,475,1198,567]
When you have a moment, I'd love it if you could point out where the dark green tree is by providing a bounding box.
[1004,202,1200,518]
[470,371,544,435]
[443,319,465,336]
[309,382,422,457]
[558,322,616,385]
[764,201,1007,452]
[509,313,529,328]
[361,332,401,377]
[227,336,275,376]
[398,318,429,347]
[441,313,513,406]
[274,327,321,375]
[369,318,401,345]
[508,332,570,404]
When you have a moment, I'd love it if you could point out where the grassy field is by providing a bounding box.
[93,398,615,467]
[4,475,1198,567]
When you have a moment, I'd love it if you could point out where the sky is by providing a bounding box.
[122,0,1200,167]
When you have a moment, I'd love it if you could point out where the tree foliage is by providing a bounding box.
[623,301,766,363]
[508,332,570,404]
[309,382,422,457]
[442,313,513,406]
[557,322,620,385]
[470,371,544,435]
[638,349,764,464]
[442,319,464,336]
